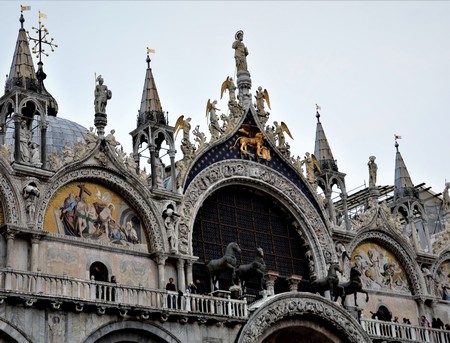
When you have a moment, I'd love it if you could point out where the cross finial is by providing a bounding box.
[27,10,58,63]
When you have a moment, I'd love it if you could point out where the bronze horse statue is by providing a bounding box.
[236,247,266,291]
[206,242,241,290]
[334,265,369,308]
[310,262,343,300]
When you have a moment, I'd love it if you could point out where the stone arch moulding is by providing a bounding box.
[348,230,423,295]
[19,97,45,116]
[153,128,175,148]
[84,320,181,343]
[237,292,371,343]
[181,159,336,277]
[0,165,19,225]
[36,167,165,253]
[0,317,32,343]
[433,250,450,275]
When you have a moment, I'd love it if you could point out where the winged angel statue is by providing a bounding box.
[206,99,223,141]
[230,124,271,161]
[220,76,236,102]
[255,86,271,113]
[273,121,293,149]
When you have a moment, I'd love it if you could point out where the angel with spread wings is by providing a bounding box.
[220,76,236,102]
[206,99,223,141]
[273,121,293,149]
[255,86,271,113]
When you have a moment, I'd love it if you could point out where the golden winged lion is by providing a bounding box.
[230,124,271,160]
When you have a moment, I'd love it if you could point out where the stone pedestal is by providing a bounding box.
[265,271,279,296]
[94,112,107,139]
[236,71,252,107]
[286,275,302,292]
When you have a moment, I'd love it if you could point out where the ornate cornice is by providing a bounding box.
[237,292,371,343]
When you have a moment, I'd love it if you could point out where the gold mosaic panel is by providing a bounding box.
[352,242,410,294]
[44,182,146,248]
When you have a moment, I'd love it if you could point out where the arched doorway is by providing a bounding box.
[262,321,345,343]
[237,293,371,343]
[90,261,108,282]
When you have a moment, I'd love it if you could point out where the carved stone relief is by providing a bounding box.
[236,293,371,343]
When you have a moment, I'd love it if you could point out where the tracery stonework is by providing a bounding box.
[36,168,164,252]
[348,230,423,296]
[181,160,336,274]
[237,293,371,343]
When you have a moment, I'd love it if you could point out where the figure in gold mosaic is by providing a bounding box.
[45,182,145,248]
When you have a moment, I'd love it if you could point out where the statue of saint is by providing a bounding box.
[162,204,180,253]
[94,75,112,113]
[368,155,377,187]
[18,120,31,163]
[443,182,450,213]
[232,30,248,72]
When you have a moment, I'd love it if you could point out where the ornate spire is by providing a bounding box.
[4,12,38,94]
[313,107,337,171]
[394,136,416,199]
[138,49,165,126]
[2,9,58,116]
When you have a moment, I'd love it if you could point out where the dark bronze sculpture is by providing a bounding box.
[334,265,369,308]
[236,247,266,291]
[206,242,241,290]
[310,262,343,300]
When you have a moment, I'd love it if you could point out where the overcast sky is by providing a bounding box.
[1,1,449,196]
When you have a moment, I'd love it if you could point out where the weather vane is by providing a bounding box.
[27,10,58,63]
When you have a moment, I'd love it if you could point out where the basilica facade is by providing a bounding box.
[0,11,449,343]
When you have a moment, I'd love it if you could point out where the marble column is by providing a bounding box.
[155,255,167,290]
[185,260,193,286]
[169,149,177,193]
[31,234,40,272]
[176,259,185,292]
[5,231,15,269]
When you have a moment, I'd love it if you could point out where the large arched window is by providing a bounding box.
[193,186,309,293]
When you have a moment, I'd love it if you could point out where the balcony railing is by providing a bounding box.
[0,268,247,319]
[362,318,450,343]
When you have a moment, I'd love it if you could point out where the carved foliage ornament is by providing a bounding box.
[238,293,370,343]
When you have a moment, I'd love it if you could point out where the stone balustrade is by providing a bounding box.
[362,318,450,343]
[0,268,247,319]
